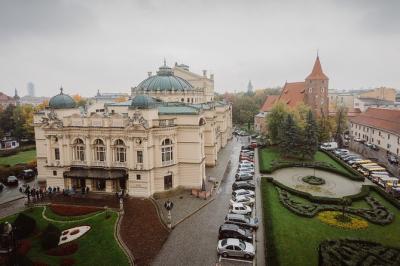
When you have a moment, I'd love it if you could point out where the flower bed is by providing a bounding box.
[49,204,101,216]
[17,239,32,255]
[46,243,79,256]
[60,258,76,266]
[317,211,368,229]
[302,175,326,185]
[319,239,400,265]
[59,226,90,245]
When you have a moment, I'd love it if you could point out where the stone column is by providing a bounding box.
[46,136,51,165]
[58,136,64,166]
[65,136,71,165]
[128,139,134,169]
[106,137,112,167]
[85,137,91,166]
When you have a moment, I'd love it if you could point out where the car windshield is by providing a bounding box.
[221,239,227,246]
[237,228,245,235]
[238,241,246,250]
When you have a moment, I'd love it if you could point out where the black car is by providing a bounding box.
[218,223,253,242]
[232,181,256,191]
[18,169,36,180]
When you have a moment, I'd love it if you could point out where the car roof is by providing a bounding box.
[220,223,240,230]
[234,189,248,193]
[232,202,246,207]
[227,213,246,219]
[225,238,240,245]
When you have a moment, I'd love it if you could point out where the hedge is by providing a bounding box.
[13,213,36,239]
[268,178,370,205]
[261,178,279,266]
[370,186,400,210]
[0,144,36,157]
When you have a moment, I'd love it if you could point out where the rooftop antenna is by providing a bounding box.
[317,49,319,57]
[163,58,166,66]
[60,86,63,94]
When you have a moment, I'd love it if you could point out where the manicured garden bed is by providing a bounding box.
[0,207,129,266]
[49,204,102,217]
[258,147,356,178]
[261,178,400,266]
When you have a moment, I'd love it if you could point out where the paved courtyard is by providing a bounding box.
[272,167,374,197]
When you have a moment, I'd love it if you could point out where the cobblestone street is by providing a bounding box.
[152,137,265,266]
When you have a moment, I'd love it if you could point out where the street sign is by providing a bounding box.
[164,200,174,211]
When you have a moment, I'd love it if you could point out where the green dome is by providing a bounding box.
[130,95,158,109]
[49,88,76,109]
[136,63,193,92]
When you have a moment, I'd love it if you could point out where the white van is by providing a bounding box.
[320,142,338,151]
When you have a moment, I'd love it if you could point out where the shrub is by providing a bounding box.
[13,213,36,239]
[41,224,61,250]
[46,243,79,256]
[17,239,32,255]
[50,204,101,216]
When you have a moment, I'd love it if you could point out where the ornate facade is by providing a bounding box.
[34,63,232,197]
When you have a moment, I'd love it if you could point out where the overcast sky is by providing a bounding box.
[0,0,399,97]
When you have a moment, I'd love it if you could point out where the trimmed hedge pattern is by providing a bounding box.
[13,213,36,239]
[41,224,61,250]
[319,239,400,266]
[276,186,394,225]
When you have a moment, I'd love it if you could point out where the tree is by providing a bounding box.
[334,106,348,148]
[302,110,318,159]
[0,105,15,135]
[317,112,335,143]
[267,102,289,144]
[279,113,300,158]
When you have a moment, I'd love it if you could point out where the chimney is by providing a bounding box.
[210,74,214,80]
[203,70,207,77]
[148,71,152,77]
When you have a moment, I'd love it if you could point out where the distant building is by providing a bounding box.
[20,96,50,106]
[350,108,400,156]
[254,55,330,134]
[358,87,396,102]
[0,137,19,150]
[27,82,35,97]
[0,92,18,108]
[246,80,254,95]
[254,95,279,134]
[93,90,129,103]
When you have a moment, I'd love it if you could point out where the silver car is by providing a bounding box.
[217,238,255,259]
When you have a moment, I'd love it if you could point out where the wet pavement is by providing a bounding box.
[152,137,265,266]
[0,177,37,204]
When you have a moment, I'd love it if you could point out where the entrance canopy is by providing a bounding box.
[64,167,127,180]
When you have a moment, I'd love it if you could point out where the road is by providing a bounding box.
[0,178,37,204]
[152,137,265,266]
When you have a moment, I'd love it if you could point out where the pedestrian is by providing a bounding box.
[39,189,43,201]
[81,186,85,195]
[19,187,23,193]
[36,189,40,200]
[57,186,60,193]
[86,186,89,194]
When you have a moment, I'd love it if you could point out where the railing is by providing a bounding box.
[134,163,143,170]
[162,160,174,167]
[92,161,107,167]
[112,161,127,168]
[71,160,86,166]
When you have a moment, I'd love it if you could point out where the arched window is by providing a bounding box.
[114,139,126,163]
[181,98,184,102]
[161,138,173,165]
[73,138,85,161]
[94,139,106,162]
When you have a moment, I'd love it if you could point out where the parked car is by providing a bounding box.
[371,144,379,151]
[239,156,254,162]
[334,149,349,156]
[320,142,338,151]
[230,195,255,206]
[232,181,256,191]
[235,173,253,181]
[224,213,259,229]
[388,155,399,165]
[0,183,4,192]
[218,224,253,242]
[365,143,373,148]
[239,161,254,167]
[238,163,254,170]
[5,176,18,186]
[18,169,36,180]
[237,168,255,175]
[230,203,252,215]
[347,158,364,165]
[343,155,361,162]
[217,238,255,259]
[232,189,255,198]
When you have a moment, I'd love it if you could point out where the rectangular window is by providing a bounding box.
[137,151,143,163]
[136,174,141,180]
[53,170,57,176]
[116,147,126,162]
[378,140,381,145]
[55,148,60,160]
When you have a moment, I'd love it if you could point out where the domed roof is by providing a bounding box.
[136,62,193,92]
[130,95,158,109]
[49,88,76,109]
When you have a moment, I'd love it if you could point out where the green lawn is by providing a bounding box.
[261,179,400,266]
[0,149,36,166]
[258,147,352,176]
[1,207,129,266]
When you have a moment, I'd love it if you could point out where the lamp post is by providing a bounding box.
[164,200,174,229]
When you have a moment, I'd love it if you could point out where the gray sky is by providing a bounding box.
[0,0,399,97]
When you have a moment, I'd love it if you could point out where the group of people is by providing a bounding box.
[19,185,60,202]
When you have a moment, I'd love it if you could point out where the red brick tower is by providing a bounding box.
[304,56,329,117]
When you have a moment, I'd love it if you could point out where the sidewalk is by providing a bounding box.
[154,141,235,227]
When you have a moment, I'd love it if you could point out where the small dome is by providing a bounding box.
[49,88,76,109]
[130,95,158,109]
[136,63,193,92]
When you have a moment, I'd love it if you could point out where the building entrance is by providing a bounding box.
[164,175,172,190]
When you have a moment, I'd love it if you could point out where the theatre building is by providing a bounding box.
[33,63,232,197]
